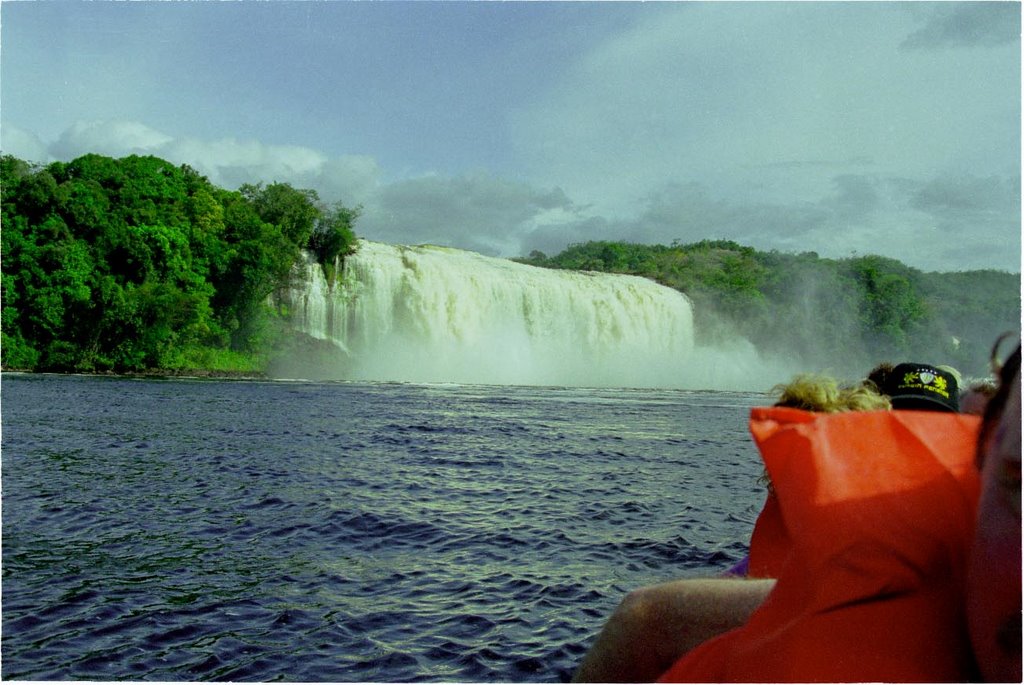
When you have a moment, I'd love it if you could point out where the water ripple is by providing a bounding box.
[2,375,765,682]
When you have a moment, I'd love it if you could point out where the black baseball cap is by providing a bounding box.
[883,363,960,412]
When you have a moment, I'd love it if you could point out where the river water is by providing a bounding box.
[2,374,768,682]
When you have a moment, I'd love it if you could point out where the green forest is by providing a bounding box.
[1,153,358,374]
[518,241,1020,378]
[1,152,1019,379]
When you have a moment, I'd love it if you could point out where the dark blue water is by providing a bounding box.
[2,374,768,682]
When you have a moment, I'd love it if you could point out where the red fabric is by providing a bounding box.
[658,408,982,683]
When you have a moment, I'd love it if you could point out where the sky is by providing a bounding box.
[1,1,1020,273]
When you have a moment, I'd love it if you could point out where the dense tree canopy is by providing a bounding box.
[1,153,359,373]
[518,240,1020,378]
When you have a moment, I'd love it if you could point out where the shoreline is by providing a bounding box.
[1,367,269,381]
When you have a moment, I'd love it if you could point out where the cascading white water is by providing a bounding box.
[283,240,788,390]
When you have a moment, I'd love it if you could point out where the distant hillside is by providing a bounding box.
[517,240,1021,379]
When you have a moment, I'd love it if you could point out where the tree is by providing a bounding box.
[240,182,320,247]
[845,256,928,354]
[308,202,361,278]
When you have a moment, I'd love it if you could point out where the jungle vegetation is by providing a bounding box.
[1,153,359,374]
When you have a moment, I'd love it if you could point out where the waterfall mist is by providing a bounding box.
[277,241,800,391]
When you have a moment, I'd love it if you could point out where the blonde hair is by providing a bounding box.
[771,374,892,413]
[759,374,892,493]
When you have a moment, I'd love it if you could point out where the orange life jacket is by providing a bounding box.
[658,407,982,683]
[747,492,787,578]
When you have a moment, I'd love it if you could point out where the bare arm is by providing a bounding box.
[572,577,775,683]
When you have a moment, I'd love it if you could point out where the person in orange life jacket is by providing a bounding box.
[745,361,963,579]
[655,343,1019,682]
[572,361,995,682]
[571,374,890,683]
[723,374,892,578]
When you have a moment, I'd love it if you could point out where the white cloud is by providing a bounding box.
[0,123,50,163]
[51,120,173,159]
[166,137,326,177]
[28,119,382,207]
[160,137,330,195]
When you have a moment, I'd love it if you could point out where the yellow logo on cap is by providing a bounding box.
[901,370,950,398]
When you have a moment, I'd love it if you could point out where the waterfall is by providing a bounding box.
[281,240,788,390]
